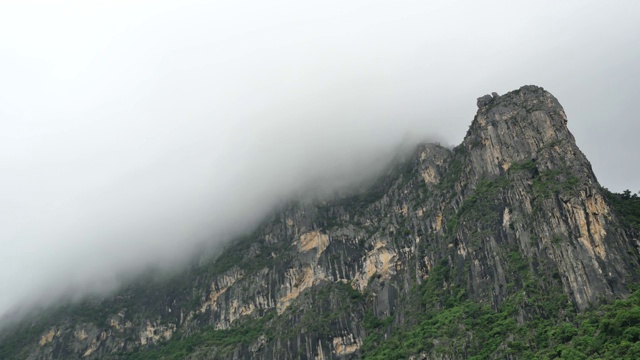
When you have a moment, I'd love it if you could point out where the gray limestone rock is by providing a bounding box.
[5,85,639,360]
[476,94,494,108]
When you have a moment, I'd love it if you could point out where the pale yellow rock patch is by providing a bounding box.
[74,329,88,342]
[420,167,438,184]
[277,266,320,314]
[434,213,443,232]
[567,194,608,259]
[139,322,175,346]
[297,231,330,255]
[332,334,361,355]
[39,329,57,346]
[502,207,511,229]
[352,241,396,291]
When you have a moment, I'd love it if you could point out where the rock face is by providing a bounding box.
[459,85,636,309]
[2,85,639,359]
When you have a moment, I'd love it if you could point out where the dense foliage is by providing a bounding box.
[361,188,640,359]
[362,264,640,359]
[2,187,639,359]
[603,189,640,230]
[123,313,275,360]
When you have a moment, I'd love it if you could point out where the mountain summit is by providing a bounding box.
[2,85,640,359]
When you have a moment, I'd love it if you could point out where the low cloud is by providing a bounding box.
[1,0,639,321]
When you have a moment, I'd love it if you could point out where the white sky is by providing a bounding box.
[1,0,639,320]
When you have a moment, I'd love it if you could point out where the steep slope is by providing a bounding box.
[1,85,639,359]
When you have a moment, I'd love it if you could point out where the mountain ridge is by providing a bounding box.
[2,85,639,359]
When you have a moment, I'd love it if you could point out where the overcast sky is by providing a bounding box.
[1,0,639,321]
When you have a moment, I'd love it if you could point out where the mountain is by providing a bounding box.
[2,85,640,359]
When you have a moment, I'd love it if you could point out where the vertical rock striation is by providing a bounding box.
[458,85,637,310]
[2,85,639,359]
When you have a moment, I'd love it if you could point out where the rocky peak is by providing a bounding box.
[463,86,592,181]
[2,85,639,360]
[476,91,500,108]
[448,85,637,310]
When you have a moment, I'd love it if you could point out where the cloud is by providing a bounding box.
[1,0,639,320]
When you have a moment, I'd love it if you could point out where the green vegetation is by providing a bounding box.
[436,149,465,194]
[446,176,510,241]
[603,188,640,230]
[290,281,365,337]
[124,312,276,360]
[0,227,292,360]
[362,187,640,359]
[509,159,537,172]
[362,259,640,360]
[507,159,581,201]
[2,151,639,360]
[112,180,640,360]
[532,168,581,199]
[458,177,509,220]
[121,281,366,359]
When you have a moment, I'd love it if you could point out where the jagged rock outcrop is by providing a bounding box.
[455,85,636,309]
[2,85,639,360]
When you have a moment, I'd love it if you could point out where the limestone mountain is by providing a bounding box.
[2,85,640,359]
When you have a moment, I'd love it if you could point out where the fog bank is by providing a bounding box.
[1,0,639,320]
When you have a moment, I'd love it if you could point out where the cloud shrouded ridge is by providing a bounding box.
[1,0,640,321]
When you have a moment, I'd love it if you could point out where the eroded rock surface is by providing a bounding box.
[3,85,639,360]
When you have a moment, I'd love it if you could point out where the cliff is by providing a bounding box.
[2,85,639,359]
